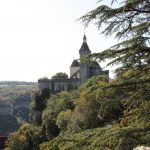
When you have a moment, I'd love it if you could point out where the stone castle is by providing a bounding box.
[38,35,109,93]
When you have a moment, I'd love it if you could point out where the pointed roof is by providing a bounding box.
[70,59,80,67]
[79,34,91,52]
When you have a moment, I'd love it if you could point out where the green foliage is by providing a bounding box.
[68,76,124,132]
[41,109,60,141]
[6,73,150,149]
[56,109,72,132]
[80,0,150,76]
[0,84,37,136]
[51,72,68,80]
[29,89,50,125]
[79,75,109,88]
[99,99,123,121]
[40,71,149,148]
[120,97,150,128]
[0,84,37,104]
[40,127,150,150]
[41,92,76,140]
[6,124,41,150]
[38,77,49,80]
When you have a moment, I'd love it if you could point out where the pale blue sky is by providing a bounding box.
[0,0,117,81]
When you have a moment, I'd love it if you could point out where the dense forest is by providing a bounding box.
[4,0,150,149]
[0,82,37,136]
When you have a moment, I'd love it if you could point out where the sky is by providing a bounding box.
[0,0,117,82]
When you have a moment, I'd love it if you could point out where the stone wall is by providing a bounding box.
[38,79,50,91]
[38,78,80,94]
[50,78,80,93]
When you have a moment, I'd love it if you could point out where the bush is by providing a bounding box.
[6,124,41,150]
[40,127,150,150]
[51,72,68,80]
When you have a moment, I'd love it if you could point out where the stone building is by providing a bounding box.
[38,35,109,93]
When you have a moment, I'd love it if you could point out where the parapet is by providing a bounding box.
[49,78,80,93]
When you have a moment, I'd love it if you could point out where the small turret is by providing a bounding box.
[79,34,91,57]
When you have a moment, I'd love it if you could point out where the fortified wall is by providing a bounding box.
[38,78,80,93]
[38,35,109,93]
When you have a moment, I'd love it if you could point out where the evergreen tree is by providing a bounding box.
[80,0,150,129]
[80,0,150,79]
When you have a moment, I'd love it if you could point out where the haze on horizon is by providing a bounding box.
[0,0,117,82]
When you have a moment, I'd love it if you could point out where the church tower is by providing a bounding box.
[79,34,91,83]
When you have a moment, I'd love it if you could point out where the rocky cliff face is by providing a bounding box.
[0,93,32,136]
[0,103,13,116]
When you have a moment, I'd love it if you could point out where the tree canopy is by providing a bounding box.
[51,72,68,80]
[80,0,150,76]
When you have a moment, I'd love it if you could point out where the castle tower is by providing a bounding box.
[79,34,91,83]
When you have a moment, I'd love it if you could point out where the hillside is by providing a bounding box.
[40,127,150,150]
[0,81,37,136]
[5,75,150,150]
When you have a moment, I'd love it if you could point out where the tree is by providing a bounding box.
[6,124,41,150]
[29,89,50,125]
[52,72,68,80]
[80,0,150,123]
[56,109,72,132]
[80,0,150,78]
[41,92,75,140]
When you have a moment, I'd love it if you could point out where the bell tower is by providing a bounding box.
[79,34,91,83]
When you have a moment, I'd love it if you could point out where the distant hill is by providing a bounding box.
[0,81,36,86]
